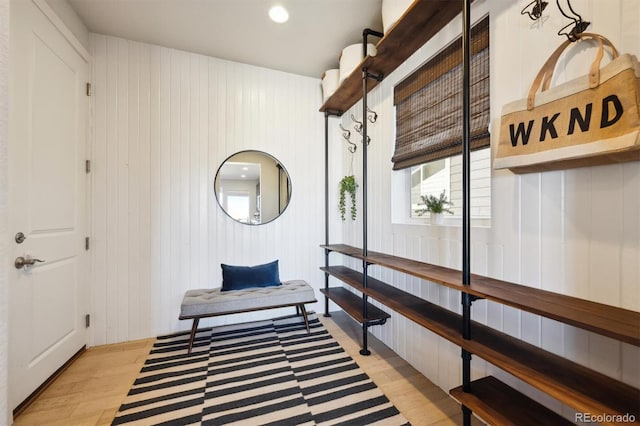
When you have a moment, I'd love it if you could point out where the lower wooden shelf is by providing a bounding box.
[321,265,640,423]
[319,287,390,324]
[468,322,640,424]
[321,265,463,344]
[450,376,574,426]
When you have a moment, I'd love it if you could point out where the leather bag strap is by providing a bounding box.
[527,33,619,111]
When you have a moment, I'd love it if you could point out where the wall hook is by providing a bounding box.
[339,123,351,140]
[351,114,363,133]
[521,0,548,21]
[556,0,590,42]
[339,123,357,153]
[366,107,378,123]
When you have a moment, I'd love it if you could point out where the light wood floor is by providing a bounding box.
[13,311,482,426]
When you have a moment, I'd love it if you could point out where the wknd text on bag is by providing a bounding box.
[509,94,624,147]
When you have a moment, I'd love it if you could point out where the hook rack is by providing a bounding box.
[351,114,363,134]
[520,0,590,42]
[366,107,378,123]
[351,113,373,144]
[556,0,589,42]
[521,0,548,21]
[339,123,357,153]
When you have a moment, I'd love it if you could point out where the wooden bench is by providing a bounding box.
[179,280,317,353]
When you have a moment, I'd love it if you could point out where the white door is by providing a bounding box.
[8,0,89,410]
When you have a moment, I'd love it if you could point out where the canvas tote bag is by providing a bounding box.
[495,33,640,173]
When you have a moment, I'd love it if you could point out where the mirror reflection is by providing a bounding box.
[214,150,291,225]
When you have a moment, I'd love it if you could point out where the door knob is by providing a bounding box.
[15,256,45,269]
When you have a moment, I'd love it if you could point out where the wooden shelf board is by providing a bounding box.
[322,244,640,346]
[321,264,640,420]
[450,376,574,426]
[319,287,390,324]
[469,322,640,424]
[319,0,462,113]
[322,265,463,345]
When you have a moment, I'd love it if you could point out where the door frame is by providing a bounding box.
[2,0,11,424]
[5,0,92,417]
[32,0,90,62]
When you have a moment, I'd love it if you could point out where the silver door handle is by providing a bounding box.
[15,256,45,269]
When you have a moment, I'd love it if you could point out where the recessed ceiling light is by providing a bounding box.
[269,5,289,23]
[240,174,247,178]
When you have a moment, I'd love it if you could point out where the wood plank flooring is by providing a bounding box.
[322,312,482,426]
[13,311,482,426]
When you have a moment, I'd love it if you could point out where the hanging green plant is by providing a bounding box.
[338,175,358,221]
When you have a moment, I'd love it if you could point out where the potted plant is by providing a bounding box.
[339,175,357,221]
[416,190,453,224]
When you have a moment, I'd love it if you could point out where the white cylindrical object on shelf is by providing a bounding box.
[382,0,415,34]
[321,69,340,102]
[339,43,377,84]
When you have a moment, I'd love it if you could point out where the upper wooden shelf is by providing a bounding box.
[322,244,640,346]
[319,0,463,113]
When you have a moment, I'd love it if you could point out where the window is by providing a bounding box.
[226,193,251,223]
[394,16,490,221]
[410,148,491,219]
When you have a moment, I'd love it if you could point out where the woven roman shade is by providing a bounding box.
[392,17,490,170]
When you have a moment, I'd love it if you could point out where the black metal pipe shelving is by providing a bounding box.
[323,3,476,420]
[324,110,342,318]
[359,64,383,356]
[461,0,473,424]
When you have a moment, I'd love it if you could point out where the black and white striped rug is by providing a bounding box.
[112,314,410,425]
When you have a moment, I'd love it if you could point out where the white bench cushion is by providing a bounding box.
[179,280,315,319]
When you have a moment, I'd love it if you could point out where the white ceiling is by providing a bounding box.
[68,0,384,78]
[218,162,261,181]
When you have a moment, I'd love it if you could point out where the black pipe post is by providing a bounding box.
[461,0,473,425]
[362,28,384,57]
[359,67,383,356]
[323,109,341,317]
[360,67,371,356]
[324,111,331,317]
[358,29,383,356]
[461,0,472,334]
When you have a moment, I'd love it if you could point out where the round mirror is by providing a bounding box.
[214,150,292,225]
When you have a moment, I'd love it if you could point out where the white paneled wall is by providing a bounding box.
[90,34,327,345]
[88,0,638,419]
[333,0,640,416]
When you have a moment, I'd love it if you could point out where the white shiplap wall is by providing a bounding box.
[90,34,328,345]
[88,0,638,418]
[333,0,640,418]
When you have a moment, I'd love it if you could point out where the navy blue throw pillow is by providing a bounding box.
[221,260,281,291]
